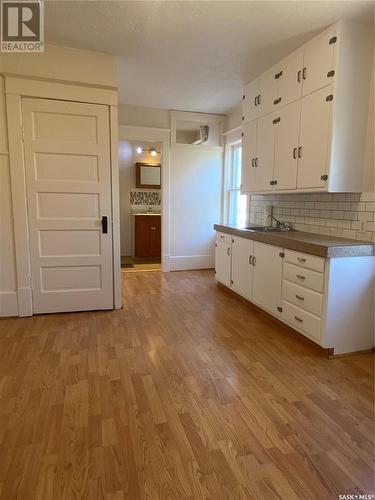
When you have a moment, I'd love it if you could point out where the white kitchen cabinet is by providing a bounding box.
[297,86,332,189]
[257,68,277,118]
[241,21,372,194]
[273,100,301,190]
[242,79,259,124]
[275,49,303,107]
[302,28,336,96]
[241,121,257,192]
[215,231,374,356]
[254,114,276,192]
[215,233,231,287]
[252,242,283,316]
[231,236,254,300]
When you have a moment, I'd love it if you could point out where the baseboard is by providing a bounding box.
[169,254,214,271]
[0,291,18,317]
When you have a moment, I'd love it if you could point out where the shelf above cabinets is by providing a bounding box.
[241,21,372,194]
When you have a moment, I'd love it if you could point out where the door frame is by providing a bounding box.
[118,125,171,272]
[4,74,121,316]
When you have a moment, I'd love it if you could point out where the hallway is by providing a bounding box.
[0,270,373,499]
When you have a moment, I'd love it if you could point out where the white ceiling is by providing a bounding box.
[45,1,374,115]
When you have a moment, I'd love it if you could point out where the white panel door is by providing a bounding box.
[273,100,301,191]
[297,87,332,189]
[241,121,257,192]
[276,48,303,107]
[215,241,231,287]
[231,236,253,300]
[252,242,283,316]
[258,68,277,118]
[254,114,275,192]
[22,98,113,314]
[242,79,259,123]
[302,29,336,96]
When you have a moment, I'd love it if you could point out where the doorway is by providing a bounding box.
[119,140,162,273]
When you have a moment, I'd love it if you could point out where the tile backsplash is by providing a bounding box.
[249,192,375,242]
[130,188,161,206]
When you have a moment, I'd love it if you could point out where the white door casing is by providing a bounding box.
[22,98,113,313]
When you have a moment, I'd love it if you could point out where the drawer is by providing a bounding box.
[282,301,321,341]
[283,263,324,293]
[282,280,323,317]
[216,232,232,244]
[285,249,325,273]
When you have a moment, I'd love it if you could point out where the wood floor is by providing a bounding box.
[0,270,373,499]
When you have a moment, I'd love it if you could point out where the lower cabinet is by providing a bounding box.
[135,215,161,257]
[214,231,374,356]
[214,233,231,287]
[231,236,254,300]
[252,242,283,316]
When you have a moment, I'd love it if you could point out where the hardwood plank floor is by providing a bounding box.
[0,270,373,499]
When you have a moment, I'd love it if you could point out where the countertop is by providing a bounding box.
[214,224,374,258]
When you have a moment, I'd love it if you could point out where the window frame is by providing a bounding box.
[223,140,248,226]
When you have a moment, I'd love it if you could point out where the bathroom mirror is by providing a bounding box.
[135,163,161,189]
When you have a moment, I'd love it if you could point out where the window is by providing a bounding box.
[225,143,248,226]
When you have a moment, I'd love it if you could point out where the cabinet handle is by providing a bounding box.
[297,70,302,83]
[252,256,256,266]
[295,294,305,301]
[227,247,231,256]
[255,157,258,167]
[298,146,303,158]
[294,316,304,323]
[302,67,307,80]
[101,215,108,234]
[296,274,306,280]
[297,257,306,263]
[249,255,252,265]
[254,96,258,107]
[292,147,297,159]
[251,158,255,167]
[257,94,261,105]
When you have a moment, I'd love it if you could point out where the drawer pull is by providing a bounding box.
[295,294,305,301]
[296,274,306,280]
[294,316,303,323]
[297,257,306,263]
[248,255,252,265]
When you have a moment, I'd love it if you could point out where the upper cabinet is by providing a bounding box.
[241,21,372,194]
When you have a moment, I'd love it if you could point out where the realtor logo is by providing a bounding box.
[1,1,44,52]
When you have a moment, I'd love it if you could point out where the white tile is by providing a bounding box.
[356,231,372,242]
[365,202,375,212]
[345,193,361,201]
[342,229,357,239]
[360,192,375,202]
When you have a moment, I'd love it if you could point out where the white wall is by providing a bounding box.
[119,140,161,256]
[170,146,223,270]
[118,103,170,129]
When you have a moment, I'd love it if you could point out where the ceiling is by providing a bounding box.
[45,1,374,115]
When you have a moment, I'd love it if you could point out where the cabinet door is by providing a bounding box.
[258,68,277,117]
[241,121,257,192]
[297,87,332,189]
[242,79,259,123]
[273,100,301,191]
[254,114,275,192]
[276,49,303,107]
[215,241,231,287]
[252,242,283,316]
[302,29,336,96]
[231,236,254,300]
[149,216,161,257]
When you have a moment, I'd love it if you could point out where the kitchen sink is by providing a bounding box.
[243,225,292,232]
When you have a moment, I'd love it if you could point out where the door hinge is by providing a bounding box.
[21,126,25,141]
[272,116,281,124]
[326,94,334,102]
[321,174,328,181]
[270,180,277,186]
[215,243,217,247]
[273,98,282,106]
[232,239,234,243]
[277,306,283,313]
[242,94,245,100]
[241,132,244,137]
[327,70,335,78]
[274,71,283,80]
[279,251,285,258]
[329,36,337,45]
[230,279,234,285]
[242,116,244,121]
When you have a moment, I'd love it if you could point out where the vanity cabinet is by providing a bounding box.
[241,21,372,194]
[134,215,161,258]
[215,231,374,356]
